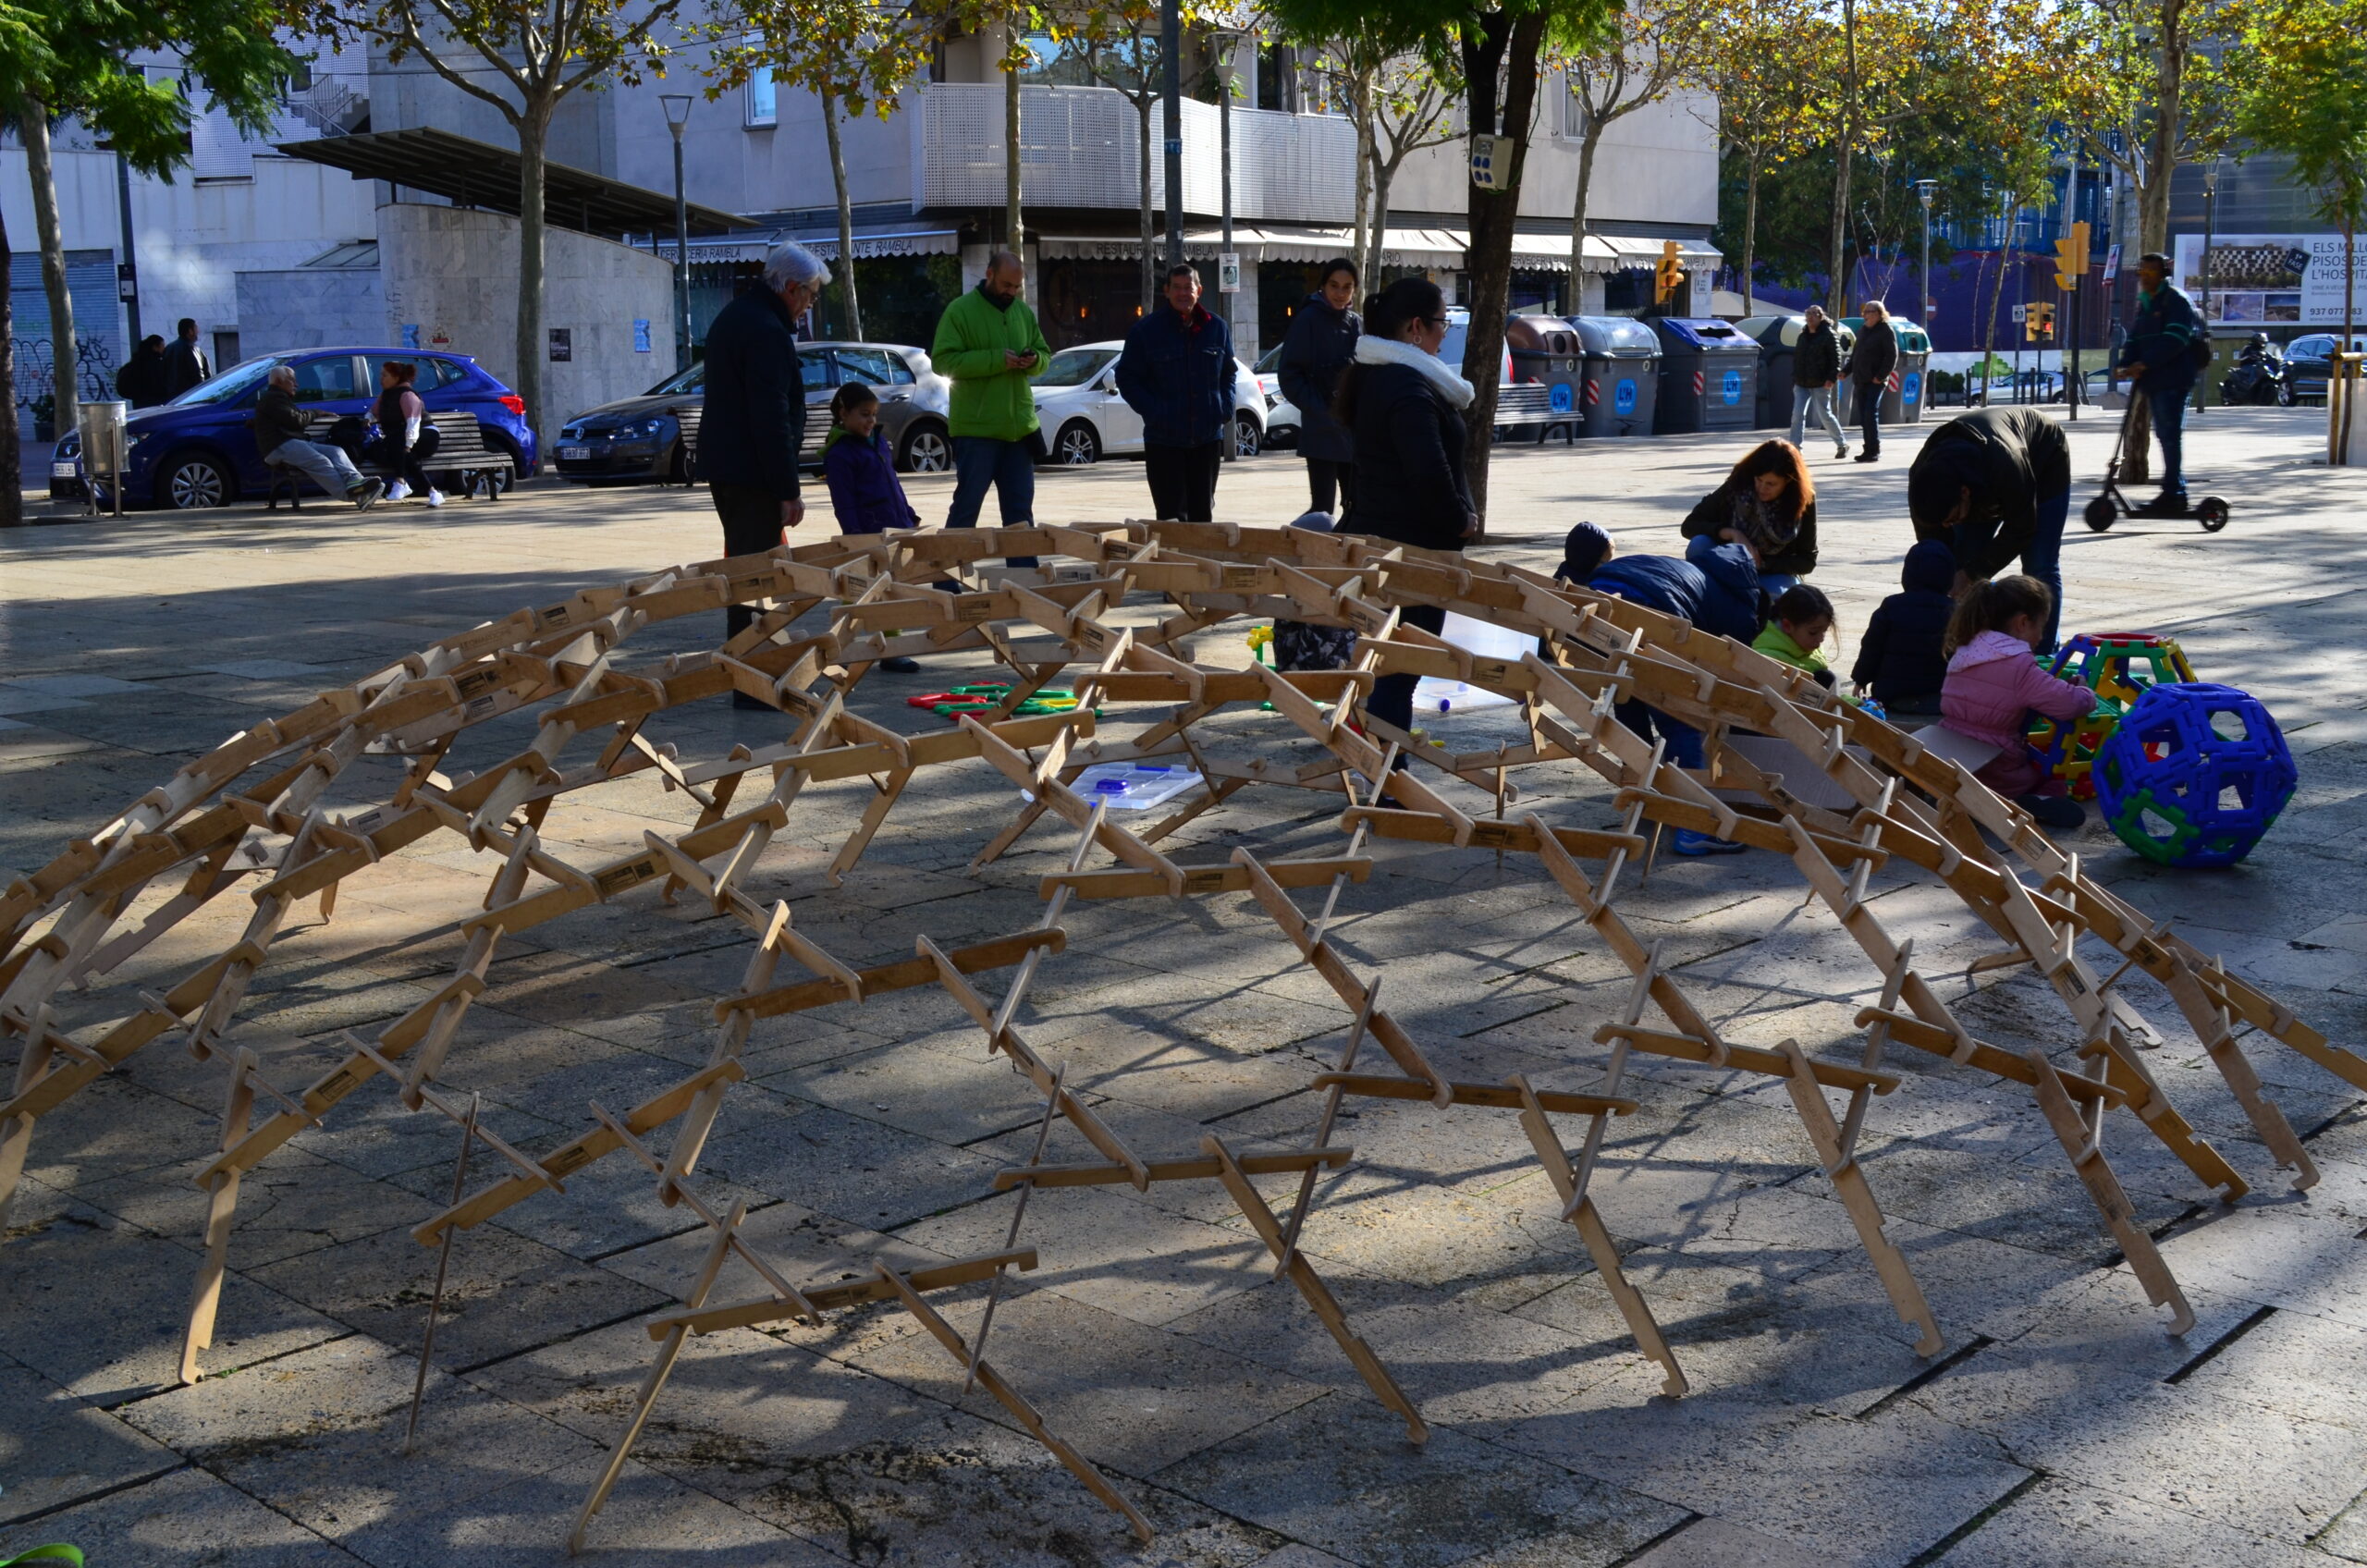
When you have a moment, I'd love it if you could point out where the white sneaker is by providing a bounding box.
[423,488,445,508]
[384,480,410,503]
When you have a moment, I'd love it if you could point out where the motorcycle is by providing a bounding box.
[2219,334,2295,406]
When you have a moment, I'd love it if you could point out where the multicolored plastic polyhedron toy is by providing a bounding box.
[2027,632,2201,799]
[2091,682,2297,867]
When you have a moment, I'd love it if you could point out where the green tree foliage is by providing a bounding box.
[0,0,290,523]
[2226,0,2367,337]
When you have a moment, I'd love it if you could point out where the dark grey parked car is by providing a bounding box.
[553,341,954,484]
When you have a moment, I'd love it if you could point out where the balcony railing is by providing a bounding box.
[910,82,1354,225]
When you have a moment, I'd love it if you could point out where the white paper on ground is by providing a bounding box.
[1411,609,1530,714]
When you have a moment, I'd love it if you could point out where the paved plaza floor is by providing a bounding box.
[5,406,2367,1567]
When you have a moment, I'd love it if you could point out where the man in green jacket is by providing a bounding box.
[932,250,1051,567]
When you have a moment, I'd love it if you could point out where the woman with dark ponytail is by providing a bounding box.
[1335,276,1478,740]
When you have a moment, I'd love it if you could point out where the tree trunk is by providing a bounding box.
[2138,4,2183,251]
[0,197,18,527]
[1825,0,1858,312]
[823,92,863,341]
[1005,42,1024,249]
[21,94,77,448]
[1352,67,1374,278]
[1741,149,1760,309]
[1566,121,1601,283]
[1137,93,1155,312]
[1982,245,2006,403]
[1460,7,1547,530]
[1369,164,1395,296]
[514,105,551,469]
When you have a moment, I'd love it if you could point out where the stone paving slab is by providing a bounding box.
[6,411,2367,1564]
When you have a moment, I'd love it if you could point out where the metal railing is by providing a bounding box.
[909,83,1354,224]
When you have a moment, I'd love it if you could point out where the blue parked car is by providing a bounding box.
[52,347,539,509]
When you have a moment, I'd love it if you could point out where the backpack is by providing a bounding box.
[2189,334,2215,371]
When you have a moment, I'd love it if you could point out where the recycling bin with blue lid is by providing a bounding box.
[1650,317,1760,434]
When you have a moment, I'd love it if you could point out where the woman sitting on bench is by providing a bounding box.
[366,361,443,507]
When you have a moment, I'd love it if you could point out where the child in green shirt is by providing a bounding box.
[1753,583,1856,704]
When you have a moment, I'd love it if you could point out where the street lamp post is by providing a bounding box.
[2199,154,2223,413]
[1914,178,1938,333]
[1160,0,1183,269]
[662,93,693,373]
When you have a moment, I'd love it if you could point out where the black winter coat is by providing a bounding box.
[699,286,805,500]
[1679,479,1819,579]
[116,347,170,408]
[1114,304,1235,447]
[1277,294,1361,462]
[1792,322,1842,387]
[1850,538,1957,704]
[165,337,210,397]
[1346,361,1473,552]
[1849,321,1897,386]
[1907,406,2071,578]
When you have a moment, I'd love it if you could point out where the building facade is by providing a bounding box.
[11,22,1719,436]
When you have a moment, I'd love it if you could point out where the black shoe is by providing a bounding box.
[1853,451,1881,463]
[879,655,922,674]
[2016,792,2084,830]
[2134,492,2189,517]
[730,691,772,711]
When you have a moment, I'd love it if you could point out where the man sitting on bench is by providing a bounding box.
[256,365,384,509]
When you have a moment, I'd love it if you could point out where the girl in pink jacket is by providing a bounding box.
[1941,575,2094,827]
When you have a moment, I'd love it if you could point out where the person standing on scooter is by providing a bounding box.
[1906,405,2072,652]
[2116,252,2203,511]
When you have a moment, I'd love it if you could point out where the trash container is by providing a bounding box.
[1891,323,1932,424]
[1507,315,1587,428]
[1841,318,1932,425]
[1739,314,1857,429]
[1651,317,1760,435]
[1572,316,1660,438]
[77,398,129,516]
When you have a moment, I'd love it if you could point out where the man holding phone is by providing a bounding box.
[931,250,1052,567]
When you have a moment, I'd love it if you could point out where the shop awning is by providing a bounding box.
[1037,225,1718,275]
[278,128,749,239]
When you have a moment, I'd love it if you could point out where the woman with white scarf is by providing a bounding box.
[1332,277,1478,739]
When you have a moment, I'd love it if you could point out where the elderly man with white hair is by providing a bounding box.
[254,363,383,508]
[701,242,829,689]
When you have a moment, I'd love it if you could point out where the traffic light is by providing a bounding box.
[1654,240,1685,304]
[2053,220,2091,289]
[2025,300,2056,342]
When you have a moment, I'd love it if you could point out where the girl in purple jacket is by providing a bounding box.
[821,384,921,535]
[1940,575,2094,828]
[822,383,923,671]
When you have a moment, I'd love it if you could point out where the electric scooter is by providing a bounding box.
[2083,392,2230,533]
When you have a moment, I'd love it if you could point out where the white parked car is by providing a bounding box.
[1030,341,1266,465]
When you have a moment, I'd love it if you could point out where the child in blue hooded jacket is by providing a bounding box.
[1551,521,1764,856]
[822,382,923,671]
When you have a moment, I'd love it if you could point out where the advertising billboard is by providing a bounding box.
[2173,232,2367,325]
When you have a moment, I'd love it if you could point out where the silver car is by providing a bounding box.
[554,340,954,483]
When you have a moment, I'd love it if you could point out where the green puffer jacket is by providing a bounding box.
[931,286,1054,442]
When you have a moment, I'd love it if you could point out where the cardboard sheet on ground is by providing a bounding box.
[1412,611,1529,714]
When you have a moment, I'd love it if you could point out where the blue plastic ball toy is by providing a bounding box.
[2091,682,2296,867]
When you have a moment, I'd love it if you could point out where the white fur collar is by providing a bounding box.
[1353,334,1476,410]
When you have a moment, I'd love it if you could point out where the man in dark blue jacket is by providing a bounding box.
[2116,251,2202,510]
[702,242,828,665]
[1553,522,1763,856]
[1115,263,1235,521]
